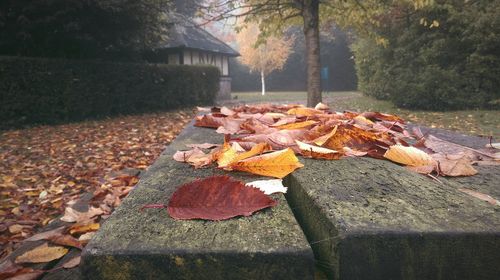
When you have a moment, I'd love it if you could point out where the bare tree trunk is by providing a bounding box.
[301,0,322,107]
[261,70,266,96]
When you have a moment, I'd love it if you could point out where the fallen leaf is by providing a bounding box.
[295,140,342,160]
[8,225,24,234]
[222,143,272,169]
[384,145,434,167]
[286,107,323,116]
[312,126,338,146]
[69,223,100,235]
[432,153,478,177]
[314,102,329,110]
[24,226,66,242]
[194,114,225,128]
[230,148,304,178]
[48,235,83,249]
[458,188,500,206]
[61,255,81,269]
[245,179,287,195]
[15,242,68,264]
[277,120,317,130]
[487,143,500,149]
[173,148,213,168]
[144,176,278,221]
[60,207,104,223]
[4,270,44,280]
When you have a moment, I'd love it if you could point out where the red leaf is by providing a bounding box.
[164,176,277,221]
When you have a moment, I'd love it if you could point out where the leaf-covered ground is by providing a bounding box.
[0,110,193,260]
[231,91,500,139]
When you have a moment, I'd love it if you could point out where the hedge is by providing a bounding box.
[0,56,219,129]
[352,0,500,111]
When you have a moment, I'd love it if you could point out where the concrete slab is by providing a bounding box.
[81,123,315,279]
[286,156,500,280]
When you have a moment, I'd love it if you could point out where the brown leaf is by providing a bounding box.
[458,188,500,206]
[60,206,104,223]
[48,235,83,250]
[230,148,304,178]
[432,153,478,177]
[61,255,81,269]
[144,176,278,221]
[24,226,66,242]
[15,242,68,264]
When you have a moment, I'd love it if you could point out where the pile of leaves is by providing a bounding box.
[0,110,193,269]
[168,103,500,219]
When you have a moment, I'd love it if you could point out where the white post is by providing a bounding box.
[260,70,266,96]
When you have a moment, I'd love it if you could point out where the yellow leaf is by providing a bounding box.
[277,120,317,130]
[215,144,238,168]
[295,140,342,160]
[383,145,434,167]
[230,148,304,178]
[15,242,68,264]
[286,107,323,117]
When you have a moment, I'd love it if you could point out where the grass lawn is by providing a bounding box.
[232,91,500,139]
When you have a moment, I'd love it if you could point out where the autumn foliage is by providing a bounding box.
[176,103,498,180]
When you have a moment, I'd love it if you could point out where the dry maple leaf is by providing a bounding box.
[295,140,342,160]
[230,148,304,178]
[15,242,68,264]
[383,145,435,167]
[143,176,277,220]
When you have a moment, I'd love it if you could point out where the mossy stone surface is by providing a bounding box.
[286,156,500,280]
[81,123,314,280]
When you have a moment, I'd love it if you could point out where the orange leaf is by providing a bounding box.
[383,145,434,167]
[277,120,317,130]
[312,126,338,146]
[286,107,323,116]
[69,223,100,235]
[295,140,342,160]
[230,148,304,178]
[15,242,68,264]
[222,143,272,169]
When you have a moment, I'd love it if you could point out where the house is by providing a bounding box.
[146,15,239,100]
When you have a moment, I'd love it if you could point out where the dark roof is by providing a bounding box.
[158,15,239,57]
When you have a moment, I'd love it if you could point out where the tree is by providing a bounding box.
[198,0,433,107]
[0,0,172,60]
[236,23,293,95]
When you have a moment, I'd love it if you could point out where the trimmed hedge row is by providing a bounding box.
[0,56,219,129]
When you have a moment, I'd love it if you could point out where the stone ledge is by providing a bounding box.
[286,156,500,280]
[81,122,315,280]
